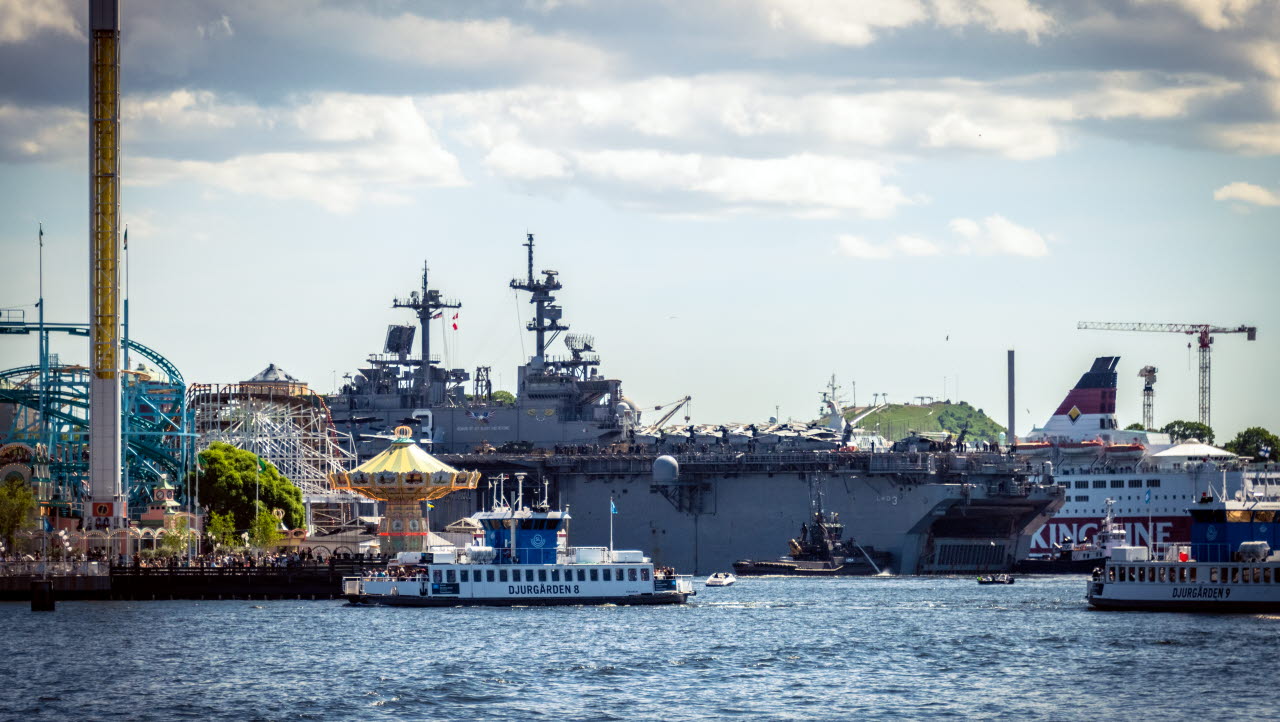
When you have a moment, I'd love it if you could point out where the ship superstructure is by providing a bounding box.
[1017,357,1280,554]
[329,235,1064,574]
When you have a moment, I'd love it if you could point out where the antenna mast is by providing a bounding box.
[509,233,568,364]
[392,261,461,403]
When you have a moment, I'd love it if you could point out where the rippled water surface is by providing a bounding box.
[4,576,1279,720]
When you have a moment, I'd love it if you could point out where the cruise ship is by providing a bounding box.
[327,234,1065,575]
[1016,357,1280,556]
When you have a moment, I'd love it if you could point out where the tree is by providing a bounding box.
[1224,427,1279,462]
[206,510,237,549]
[249,510,283,549]
[194,443,305,531]
[160,516,193,557]
[0,478,36,551]
[491,390,516,405]
[1160,420,1215,445]
[1124,423,1145,431]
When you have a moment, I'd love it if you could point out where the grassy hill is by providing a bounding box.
[840,401,1006,442]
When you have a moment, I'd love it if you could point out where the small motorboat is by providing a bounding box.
[705,572,736,587]
[977,574,1015,585]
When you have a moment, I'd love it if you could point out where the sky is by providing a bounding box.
[0,0,1277,442]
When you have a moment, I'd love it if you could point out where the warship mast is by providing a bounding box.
[393,262,461,404]
[509,233,567,364]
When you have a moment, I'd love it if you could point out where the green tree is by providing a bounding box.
[160,516,193,556]
[206,510,237,548]
[491,390,516,405]
[194,443,305,531]
[249,510,283,549]
[0,478,37,551]
[1224,427,1279,462]
[1160,420,1215,445]
[1124,423,1145,431]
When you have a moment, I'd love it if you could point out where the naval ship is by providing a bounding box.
[327,235,1065,574]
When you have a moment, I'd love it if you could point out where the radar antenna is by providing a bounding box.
[509,233,568,364]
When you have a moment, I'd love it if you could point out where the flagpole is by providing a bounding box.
[609,496,614,554]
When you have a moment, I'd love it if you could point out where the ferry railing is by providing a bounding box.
[0,561,108,577]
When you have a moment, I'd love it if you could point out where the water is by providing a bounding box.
[3,576,1278,721]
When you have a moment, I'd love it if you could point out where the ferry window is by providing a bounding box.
[1128,567,1136,582]
[629,568,638,581]
[1253,568,1262,583]
[538,569,547,582]
[1158,567,1166,582]
[433,570,442,583]
[551,569,560,582]
[1146,479,1160,487]
[499,570,508,582]
[460,570,469,583]
[1075,496,1089,503]
[1128,480,1142,488]
[1093,481,1107,489]
[1188,567,1195,582]
[1210,568,1219,583]
[446,569,456,583]
[641,568,650,582]
[1074,481,1088,489]
[487,570,495,583]
[1265,568,1272,584]
[1231,567,1240,583]
[578,569,586,582]
[514,569,524,582]
[590,569,599,581]
[1107,567,1115,582]
[1138,567,1145,582]
[603,569,612,581]
[1110,480,1124,488]
[617,569,625,581]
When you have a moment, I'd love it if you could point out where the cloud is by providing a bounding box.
[1133,0,1263,31]
[0,103,83,162]
[839,214,1049,259]
[0,0,81,45]
[1213,122,1280,154]
[123,93,466,213]
[930,0,1056,43]
[1213,180,1280,206]
[760,0,928,47]
[952,214,1049,256]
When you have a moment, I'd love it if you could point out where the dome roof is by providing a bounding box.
[246,363,300,384]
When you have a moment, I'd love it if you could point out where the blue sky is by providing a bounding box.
[0,0,1277,441]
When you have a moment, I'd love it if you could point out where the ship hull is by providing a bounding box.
[438,451,1064,575]
[348,592,688,607]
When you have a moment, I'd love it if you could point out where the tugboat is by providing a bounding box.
[1086,482,1280,612]
[733,510,892,576]
[343,493,695,607]
[1016,498,1128,574]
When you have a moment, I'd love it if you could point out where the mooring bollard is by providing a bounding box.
[31,580,55,612]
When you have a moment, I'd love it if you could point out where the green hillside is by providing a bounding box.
[840,401,1006,442]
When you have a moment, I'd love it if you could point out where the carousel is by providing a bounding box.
[330,426,481,554]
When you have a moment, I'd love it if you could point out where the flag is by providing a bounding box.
[427,503,435,509]
[610,499,617,514]
[123,226,128,250]
[38,223,43,247]
[258,457,268,473]
[452,312,459,330]
[1144,489,1151,504]
[430,312,442,319]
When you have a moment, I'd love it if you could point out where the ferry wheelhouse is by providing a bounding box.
[343,503,694,607]
[1086,485,1280,612]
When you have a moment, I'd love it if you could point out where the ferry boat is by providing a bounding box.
[343,500,695,607]
[1018,356,1280,556]
[1086,483,1280,612]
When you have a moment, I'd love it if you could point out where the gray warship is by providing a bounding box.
[328,235,1065,574]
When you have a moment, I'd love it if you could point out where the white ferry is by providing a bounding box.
[1017,357,1280,555]
[343,502,695,607]
[1086,483,1280,612]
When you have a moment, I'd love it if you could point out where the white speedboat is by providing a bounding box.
[705,572,736,587]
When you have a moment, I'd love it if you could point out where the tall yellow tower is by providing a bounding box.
[88,0,124,534]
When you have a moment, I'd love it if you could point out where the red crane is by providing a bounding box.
[1077,322,1257,429]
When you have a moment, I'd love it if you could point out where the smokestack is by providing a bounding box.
[1007,349,1015,445]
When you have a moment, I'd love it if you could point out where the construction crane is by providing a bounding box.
[1137,365,1158,430]
[1078,322,1257,428]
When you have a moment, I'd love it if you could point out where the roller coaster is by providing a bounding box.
[0,321,193,520]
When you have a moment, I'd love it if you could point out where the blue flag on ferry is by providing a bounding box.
[610,499,617,514]
[1144,489,1151,504]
